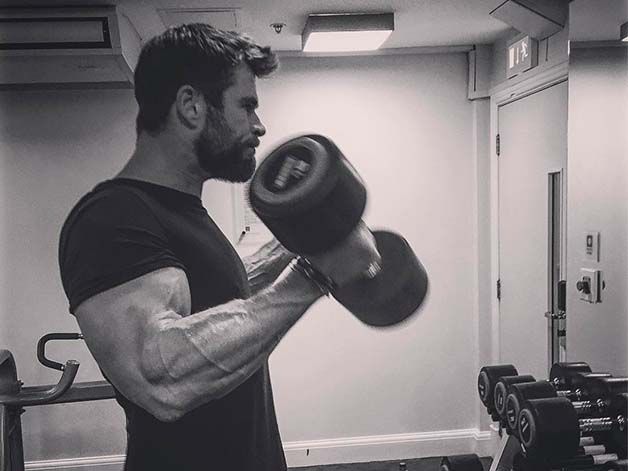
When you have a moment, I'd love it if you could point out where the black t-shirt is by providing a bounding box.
[58,178,287,471]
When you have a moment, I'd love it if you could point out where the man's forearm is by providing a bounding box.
[243,238,295,295]
[141,265,322,420]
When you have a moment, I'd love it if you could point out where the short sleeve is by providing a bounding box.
[59,188,186,314]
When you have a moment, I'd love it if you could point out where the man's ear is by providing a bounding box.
[174,85,204,129]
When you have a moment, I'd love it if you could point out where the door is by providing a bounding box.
[498,80,568,380]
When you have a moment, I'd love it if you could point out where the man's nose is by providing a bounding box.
[252,113,266,137]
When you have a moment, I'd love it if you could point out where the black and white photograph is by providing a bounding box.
[0,1,626,470]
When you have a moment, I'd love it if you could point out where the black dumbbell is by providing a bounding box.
[554,372,615,401]
[249,134,428,327]
[549,451,621,469]
[505,376,625,435]
[575,377,628,403]
[605,459,628,470]
[550,362,594,389]
[439,454,483,471]
[505,381,559,435]
[493,374,535,426]
[513,449,621,471]
[569,380,628,420]
[477,364,518,420]
[518,395,627,460]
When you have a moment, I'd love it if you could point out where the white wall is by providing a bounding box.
[257,53,479,460]
[0,52,481,467]
[0,90,135,462]
[566,1,628,373]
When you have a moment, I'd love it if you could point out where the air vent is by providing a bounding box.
[0,7,141,89]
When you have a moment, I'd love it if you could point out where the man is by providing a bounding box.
[58,24,379,470]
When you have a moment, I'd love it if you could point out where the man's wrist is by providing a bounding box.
[289,256,337,296]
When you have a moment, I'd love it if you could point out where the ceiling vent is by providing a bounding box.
[0,7,141,89]
[490,0,568,40]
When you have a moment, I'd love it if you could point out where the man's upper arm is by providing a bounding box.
[59,187,186,314]
[74,267,191,413]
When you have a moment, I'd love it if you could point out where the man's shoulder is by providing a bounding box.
[67,180,157,224]
[60,179,163,248]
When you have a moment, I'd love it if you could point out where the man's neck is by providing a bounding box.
[117,131,207,198]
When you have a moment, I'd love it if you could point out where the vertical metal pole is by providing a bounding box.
[0,405,8,471]
[546,171,565,375]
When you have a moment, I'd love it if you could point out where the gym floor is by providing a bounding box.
[292,456,492,470]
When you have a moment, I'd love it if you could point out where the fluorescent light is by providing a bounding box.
[302,13,394,53]
[621,22,628,42]
[303,30,392,52]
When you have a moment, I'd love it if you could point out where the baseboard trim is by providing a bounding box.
[25,455,125,471]
[284,428,496,468]
[24,428,498,470]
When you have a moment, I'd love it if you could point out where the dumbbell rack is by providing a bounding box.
[0,333,115,471]
[490,364,625,471]
[441,362,627,471]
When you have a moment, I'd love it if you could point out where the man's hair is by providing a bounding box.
[134,23,279,134]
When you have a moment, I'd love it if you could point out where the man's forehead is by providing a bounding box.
[234,63,256,87]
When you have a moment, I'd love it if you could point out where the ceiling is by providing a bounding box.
[2,0,515,52]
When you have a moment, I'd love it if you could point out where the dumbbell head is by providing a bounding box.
[505,381,558,434]
[518,397,581,460]
[332,230,428,326]
[550,362,591,389]
[494,375,536,421]
[605,459,628,470]
[440,454,483,471]
[512,452,550,471]
[584,377,628,400]
[249,134,366,255]
[567,373,614,394]
[477,365,518,417]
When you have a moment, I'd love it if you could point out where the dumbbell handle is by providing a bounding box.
[574,444,608,456]
[550,453,619,469]
[579,415,626,433]
[572,399,612,416]
[580,436,596,446]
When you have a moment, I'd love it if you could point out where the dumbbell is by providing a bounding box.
[550,362,616,397]
[518,394,627,460]
[551,362,593,387]
[439,454,483,471]
[605,459,628,470]
[493,374,536,426]
[512,437,612,471]
[477,364,518,420]
[249,134,429,327]
[513,450,623,471]
[505,375,625,436]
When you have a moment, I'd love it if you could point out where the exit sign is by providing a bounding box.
[507,36,538,78]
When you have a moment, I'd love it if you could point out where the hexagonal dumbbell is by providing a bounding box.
[477,364,518,421]
[518,394,627,461]
[505,375,626,436]
[440,454,484,471]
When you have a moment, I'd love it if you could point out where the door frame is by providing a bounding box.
[487,61,569,370]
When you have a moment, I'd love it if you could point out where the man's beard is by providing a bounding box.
[194,110,256,183]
